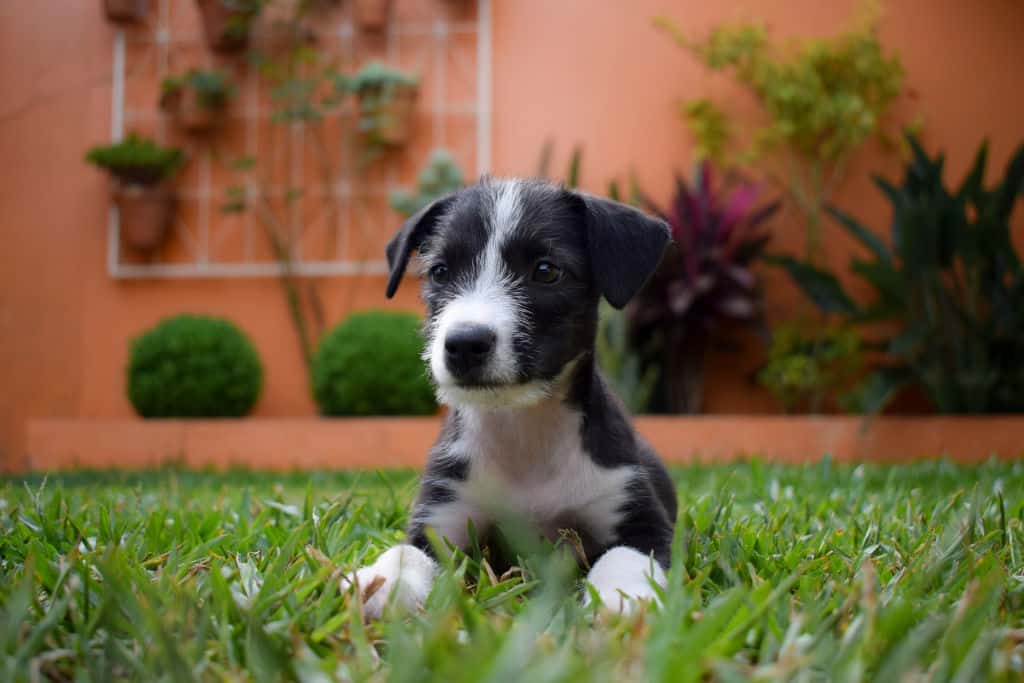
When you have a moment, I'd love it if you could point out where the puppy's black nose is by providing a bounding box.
[444,323,496,376]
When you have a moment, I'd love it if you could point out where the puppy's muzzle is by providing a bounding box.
[444,323,496,381]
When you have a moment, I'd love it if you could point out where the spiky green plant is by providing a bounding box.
[772,134,1024,414]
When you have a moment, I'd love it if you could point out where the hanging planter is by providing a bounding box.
[352,0,392,31]
[85,134,184,253]
[195,0,261,53]
[160,69,236,134]
[346,62,419,148]
[104,0,148,22]
[113,185,177,251]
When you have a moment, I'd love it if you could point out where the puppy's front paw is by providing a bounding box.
[343,544,437,620]
[584,546,666,615]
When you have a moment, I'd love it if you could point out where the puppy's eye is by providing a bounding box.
[532,261,562,284]
[428,264,450,285]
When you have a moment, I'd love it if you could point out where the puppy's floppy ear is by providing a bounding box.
[576,193,671,309]
[385,193,456,298]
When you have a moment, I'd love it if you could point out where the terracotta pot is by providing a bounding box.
[160,88,225,134]
[360,82,418,146]
[353,0,392,31]
[196,0,253,53]
[104,0,148,22]
[115,183,176,252]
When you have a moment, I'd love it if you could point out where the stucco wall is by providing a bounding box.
[2,0,1023,470]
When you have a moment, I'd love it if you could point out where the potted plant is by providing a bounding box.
[195,0,262,53]
[352,0,392,31]
[104,0,148,22]
[85,134,184,253]
[345,61,419,149]
[160,69,236,133]
[629,161,780,413]
[390,149,464,217]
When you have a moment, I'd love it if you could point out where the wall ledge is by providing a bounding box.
[22,416,1024,471]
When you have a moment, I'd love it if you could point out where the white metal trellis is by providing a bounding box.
[107,0,492,279]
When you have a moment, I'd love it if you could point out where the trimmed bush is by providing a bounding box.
[312,311,436,416]
[127,314,263,418]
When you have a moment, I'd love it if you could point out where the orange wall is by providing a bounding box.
[2,0,1023,470]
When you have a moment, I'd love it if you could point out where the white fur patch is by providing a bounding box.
[422,396,637,550]
[428,180,531,407]
[343,544,437,620]
[427,286,521,388]
[489,179,525,240]
[584,546,666,614]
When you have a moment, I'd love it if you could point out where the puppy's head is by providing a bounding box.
[385,178,669,409]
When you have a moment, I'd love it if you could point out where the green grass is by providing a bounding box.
[2,460,1023,682]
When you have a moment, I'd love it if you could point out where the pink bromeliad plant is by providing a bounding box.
[630,161,780,413]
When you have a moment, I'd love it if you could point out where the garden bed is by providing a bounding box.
[25,415,1024,470]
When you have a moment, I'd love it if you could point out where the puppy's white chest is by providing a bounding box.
[424,404,636,548]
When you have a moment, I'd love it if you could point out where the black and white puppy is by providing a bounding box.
[350,178,677,617]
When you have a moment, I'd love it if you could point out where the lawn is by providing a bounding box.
[2,460,1023,682]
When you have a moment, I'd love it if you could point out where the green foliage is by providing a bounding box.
[84,133,184,185]
[338,61,418,161]
[774,134,1024,414]
[657,2,908,258]
[161,68,236,109]
[682,98,732,162]
[249,16,344,124]
[390,149,465,217]
[3,461,1024,681]
[127,314,263,418]
[311,310,436,416]
[758,321,864,413]
[342,60,419,93]
[596,300,658,413]
[223,5,353,381]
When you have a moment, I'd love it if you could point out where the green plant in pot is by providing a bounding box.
[85,134,183,252]
[390,149,464,217]
[343,61,419,158]
[772,134,1024,414]
[104,0,148,22]
[160,69,236,133]
[196,0,263,53]
[630,161,779,413]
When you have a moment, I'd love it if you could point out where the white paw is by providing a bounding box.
[343,544,437,620]
[583,546,666,615]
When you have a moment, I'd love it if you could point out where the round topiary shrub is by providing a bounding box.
[127,314,263,418]
[312,310,436,416]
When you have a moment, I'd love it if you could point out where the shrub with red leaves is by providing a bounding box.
[630,161,779,413]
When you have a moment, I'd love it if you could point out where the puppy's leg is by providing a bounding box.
[584,479,673,614]
[584,546,666,614]
[344,544,437,620]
